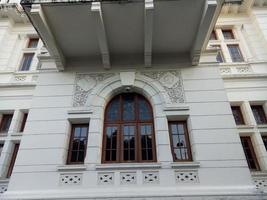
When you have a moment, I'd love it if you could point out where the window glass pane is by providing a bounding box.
[20,53,34,71]
[105,126,118,161]
[28,38,39,48]
[138,98,152,120]
[222,30,234,39]
[262,136,267,151]
[140,124,153,161]
[122,125,135,161]
[0,144,4,157]
[106,97,120,122]
[231,106,245,125]
[0,114,13,133]
[123,95,135,121]
[20,113,28,132]
[210,31,217,40]
[240,137,259,170]
[251,106,267,124]
[228,45,244,62]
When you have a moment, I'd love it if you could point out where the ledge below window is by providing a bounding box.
[171,162,200,169]
[57,165,87,171]
[95,163,162,170]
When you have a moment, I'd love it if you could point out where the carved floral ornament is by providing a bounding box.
[73,70,185,107]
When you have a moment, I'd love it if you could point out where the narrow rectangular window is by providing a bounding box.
[6,143,20,178]
[251,105,267,125]
[20,113,28,132]
[222,30,235,39]
[210,30,217,40]
[227,45,244,62]
[262,136,267,151]
[67,124,89,164]
[169,121,192,162]
[231,106,245,125]
[19,53,34,71]
[240,137,260,171]
[0,143,4,157]
[0,114,13,133]
[27,38,39,48]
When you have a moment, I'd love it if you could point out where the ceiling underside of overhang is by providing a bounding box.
[22,0,221,69]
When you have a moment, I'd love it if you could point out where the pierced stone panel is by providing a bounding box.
[175,171,199,183]
[0,184,8,194]
[254,178,267,190]
[98,172,114,185]
[220,67,231,74]
[236,66,252,74]
[59,173,82,186]
[143,171,159,184]
[120,172,137,185]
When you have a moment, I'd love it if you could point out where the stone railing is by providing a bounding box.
[219,64,253,76]
[0,71,38,86]
[57,163,200,187]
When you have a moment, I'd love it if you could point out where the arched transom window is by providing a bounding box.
[102,93,156,163]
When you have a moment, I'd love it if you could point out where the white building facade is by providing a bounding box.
[0,0,267,199]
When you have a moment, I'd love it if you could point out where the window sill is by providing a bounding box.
[0,179,9,184]
[257,124,267,128]
[171,162,200,169]
[95,163,162,170]
[236,125,254,129]
[57,165,87,171]
[251,171,267,177]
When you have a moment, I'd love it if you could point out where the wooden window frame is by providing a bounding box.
[67,124,89,165]
[6,143,20,178]
[231,106,245,125]
[240,136,260,171]
[0,114,13,133]
[251,105,267,125]
[102,93,157,163]
[168,121,192,162]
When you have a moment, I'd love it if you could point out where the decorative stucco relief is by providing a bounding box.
[140,70,185,103]
[73,70,185,107]
[73,73,115,107]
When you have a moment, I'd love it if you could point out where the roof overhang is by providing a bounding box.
[21,0,223,70]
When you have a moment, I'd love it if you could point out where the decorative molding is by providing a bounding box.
[0,182,8,194]
[143,171,159,184]
[13,75,27,82]
[59,173,82,186]
[73,73,115,107]
[95,163,161,170]
[175,170,199,184]
[120,172,137,185]
[140,70,185,103]
[98,172,114,185]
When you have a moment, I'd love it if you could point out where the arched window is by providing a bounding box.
[102,93,156,163]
